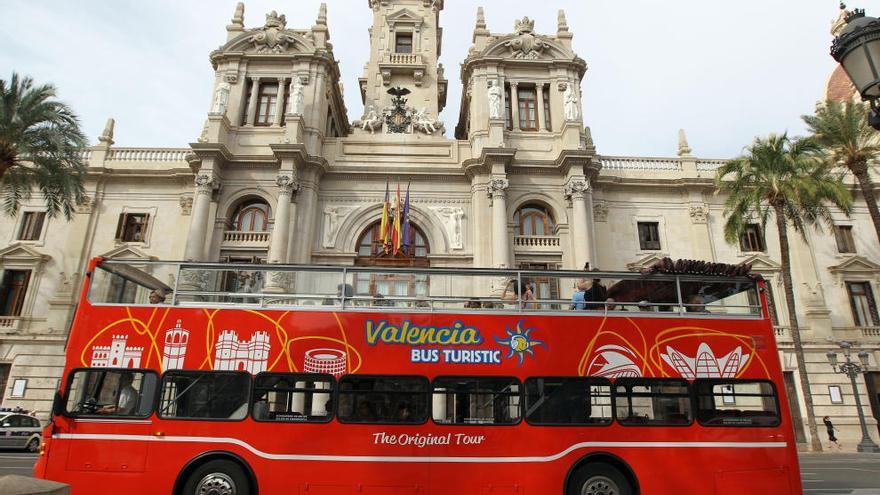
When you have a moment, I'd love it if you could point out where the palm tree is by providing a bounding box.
[0,72,87,219]
[803,100,880,244]
[715,133,853,452]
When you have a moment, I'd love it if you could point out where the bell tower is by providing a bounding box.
[358,0,448,120]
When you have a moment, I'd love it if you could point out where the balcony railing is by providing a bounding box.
[513,235,561,253]
[0,317,22,332]
[222,231,271,248]
[384,53,424,65]
[773,326,791,342]
[107,148,190,162]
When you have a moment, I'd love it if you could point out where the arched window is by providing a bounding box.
[514,205,555,236]
[356,221,429,262]
[354,221,430,302]
[231,200,271,232]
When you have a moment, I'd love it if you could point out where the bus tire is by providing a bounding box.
[180,459,251,495]
[567,462,633,495]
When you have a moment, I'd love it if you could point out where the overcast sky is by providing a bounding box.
[0,0,842,158]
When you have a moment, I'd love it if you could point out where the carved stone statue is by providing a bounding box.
[414,107,443,135]
[487,80,503,120]
[563,83,580,121]
[360,105,383,134]
[211,82,231,115]
[99,118,115,145]
[288,78,305,115]
[432,207,465,250]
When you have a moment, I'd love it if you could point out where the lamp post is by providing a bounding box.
[826,342,880,452]
[830,6,880,129]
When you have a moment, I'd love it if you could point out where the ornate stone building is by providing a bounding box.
[0,0,878,450]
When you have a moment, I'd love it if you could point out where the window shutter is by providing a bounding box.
[115,213,127,241]
[142,213,151,242]
[866,283,880,326]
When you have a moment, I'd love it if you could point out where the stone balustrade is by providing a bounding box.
[513,235,561,253]
[696,159,726,171]
[222,231,271,247]
[774,326,791,342]
[107,148,190,162]
[0,317,21,332]
[600,156,681,171]
[386,53,423,65]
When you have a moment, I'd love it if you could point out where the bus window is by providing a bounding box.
[252,373,334,422]
[432,377,521,425]
[524,377,612,425]
[158,371,251,421]
[337,375,428,424]
[614,378,692,426]
[64,369,157,418]
[694,380,780,427]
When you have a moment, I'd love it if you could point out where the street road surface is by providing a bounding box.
[1,451,878,493]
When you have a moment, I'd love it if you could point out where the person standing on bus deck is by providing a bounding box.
[823,416,838,444]
[570,279,588,310]
[97,373,137,415]
[583,270,607,310]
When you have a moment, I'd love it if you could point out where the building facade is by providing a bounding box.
[0,0,878,450]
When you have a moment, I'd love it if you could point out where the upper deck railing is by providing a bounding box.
[87,259,764,319]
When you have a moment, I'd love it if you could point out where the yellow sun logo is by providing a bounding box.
[494,320,546,366]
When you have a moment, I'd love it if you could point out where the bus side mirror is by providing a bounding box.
[51,391,64,417]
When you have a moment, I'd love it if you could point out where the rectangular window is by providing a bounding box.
[115,213,150,243]
[255,83,279,126]
[524,377,612,425]
[64,369,158,418]
[504,84,512,130]
[395,33,413,54]
[517,86,538,130]
[337,375,428,424]
[739,224,765,252]
[614,378,692,426]
[847,281,879,327]
[159,371,251,420]
[0,270,30,317]
[829,385,843,404]
[637,222,661,251]
[432,376,520,425]
[834,225,856,253]
[694,380,779,427]
[542,86,552,131]
[17,212,46,241]
[252,373,333,422]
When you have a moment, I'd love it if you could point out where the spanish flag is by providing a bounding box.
[392,181,402,254]
[380,181,390,254]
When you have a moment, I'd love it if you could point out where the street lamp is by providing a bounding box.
[826,341,880,452]
[830,6,880,129]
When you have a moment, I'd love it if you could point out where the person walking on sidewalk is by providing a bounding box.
[823,416,839,448]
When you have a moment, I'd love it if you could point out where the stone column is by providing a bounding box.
[245,76,261,126]
[509,82,520,130]
[273,77,286,127]
[536,83,546,131]
[488,177,510,268]
[565,177,592,269]
[268,174,299,263]
[184,173,220,261]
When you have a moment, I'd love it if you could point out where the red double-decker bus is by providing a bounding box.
[36,258,802,494]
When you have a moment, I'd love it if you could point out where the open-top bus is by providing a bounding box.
[35,257,802,494]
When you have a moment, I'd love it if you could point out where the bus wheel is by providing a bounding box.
[568,462,633,495]
[182,459,251,495]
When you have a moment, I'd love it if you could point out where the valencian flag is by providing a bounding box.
[392,182,403,254]
[380,181,391,253]
[401,182,411,253]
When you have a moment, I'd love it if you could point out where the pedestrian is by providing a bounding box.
[823,415,838,445]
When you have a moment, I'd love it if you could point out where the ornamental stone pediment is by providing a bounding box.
[626,253,670,272]
[739,253,781,273]
[387,8,423,27]
[828,255,880,285]
[217,27,316,57]
[0,243,50,265]
[99,245,156,261]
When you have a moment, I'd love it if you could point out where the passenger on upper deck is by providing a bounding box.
[583,270,607,310]
[570,279,588,310]
[149,289,166,305]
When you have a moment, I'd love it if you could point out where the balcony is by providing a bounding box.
[513,235,561,254]
[0,317,22,333]
[222,231,270,249]
[378,52,427,86]
[832,326,880,341]
[773,326,791,343]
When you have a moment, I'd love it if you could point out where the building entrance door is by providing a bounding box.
[783,371,807,444]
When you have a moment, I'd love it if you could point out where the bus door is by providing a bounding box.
[61,368,158,473]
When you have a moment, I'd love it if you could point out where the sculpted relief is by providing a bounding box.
[322,206,356,248]
[431,207,465,250]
